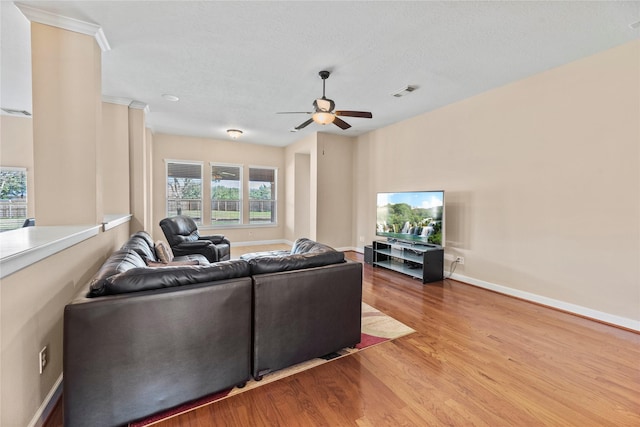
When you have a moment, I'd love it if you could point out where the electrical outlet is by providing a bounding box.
[456,256,465,265]
[359,236,365,243]
[39,346,48,374]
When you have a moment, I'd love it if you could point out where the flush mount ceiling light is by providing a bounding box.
[226,129,243,139]
[161,94,179,102]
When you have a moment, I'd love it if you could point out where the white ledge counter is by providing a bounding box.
[0,225,102,279]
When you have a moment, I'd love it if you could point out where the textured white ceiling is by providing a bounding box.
[2,1,639,147]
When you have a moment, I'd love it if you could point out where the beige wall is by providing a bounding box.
[354,41,640,323]
[316,133,355,248]
[294,152,311,239]
[31,23,103,225]
[102,102,130,215]
[129,107,149,232]
[1,21,136,426]
[0,115,34,217]
[151,133,286,243]
[0,224,130,427]
[285,133,317,242]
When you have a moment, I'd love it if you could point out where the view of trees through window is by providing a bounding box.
[249,167,276,224]
[211,164,241,225]
[166,162,202,222]
[167,162,276,226]
[0,167,28,232]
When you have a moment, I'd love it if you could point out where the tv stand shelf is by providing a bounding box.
[373,240,444,284]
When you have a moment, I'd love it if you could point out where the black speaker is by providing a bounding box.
[364,245,373,264]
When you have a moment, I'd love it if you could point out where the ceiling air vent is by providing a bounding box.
[1,108,32,116]
[392,85,417,98]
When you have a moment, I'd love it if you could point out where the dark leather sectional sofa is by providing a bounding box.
[63,232,362,427]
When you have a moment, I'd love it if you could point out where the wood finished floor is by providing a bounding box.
[45,251,640,426]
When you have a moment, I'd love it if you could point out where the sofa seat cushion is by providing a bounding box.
[146,260,199,267]
[172,254,210,265]
[239,250,291,261]
[88,259,251,297]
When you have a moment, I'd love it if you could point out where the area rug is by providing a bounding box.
[129,302,414,427]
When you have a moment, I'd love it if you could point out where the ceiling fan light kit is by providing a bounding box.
[312,111,335,125]
[279,70,372,131]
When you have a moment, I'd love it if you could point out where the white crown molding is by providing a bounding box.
[129,101,150,114]
[15,3,111,51]
[102,97,149,114]
[102,95,132,106]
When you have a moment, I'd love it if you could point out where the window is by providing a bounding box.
[0,167,28,232]
[211,164,242,226]
[166,161,202,222]
[249,167,277,224]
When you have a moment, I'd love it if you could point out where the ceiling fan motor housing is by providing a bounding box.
[314,98,334,112]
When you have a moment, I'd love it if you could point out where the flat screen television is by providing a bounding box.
[376,191,444,247]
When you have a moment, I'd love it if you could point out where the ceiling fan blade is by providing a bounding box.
[295,118,314,130]
[277,111,312,114]
[335,110,372,118]
[333,117,351,130]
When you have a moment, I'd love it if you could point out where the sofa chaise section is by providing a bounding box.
[243,238,363,380]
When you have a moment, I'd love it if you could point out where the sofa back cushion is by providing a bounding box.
[88,259,251,297]
[121,232,158,263]
[247,239,345,275]
[290,237,339,255]
[88,249,147,296]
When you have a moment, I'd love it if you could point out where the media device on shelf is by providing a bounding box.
[376,190,445,247]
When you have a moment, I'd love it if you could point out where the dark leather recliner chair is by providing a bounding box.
[159,215,231,262]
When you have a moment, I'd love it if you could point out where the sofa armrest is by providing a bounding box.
[175,240,216,249]
[199,234,228,245]
[172,240,218,262]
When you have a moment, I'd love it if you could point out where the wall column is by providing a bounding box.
[129,105,149,232]
[31,23,103,225]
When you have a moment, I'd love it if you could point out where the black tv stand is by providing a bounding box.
[373,240,444,284]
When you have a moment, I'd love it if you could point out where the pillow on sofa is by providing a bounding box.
[93,259,251,295]
[155,240,174,263]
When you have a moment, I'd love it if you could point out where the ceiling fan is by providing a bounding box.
[278,70,372,131]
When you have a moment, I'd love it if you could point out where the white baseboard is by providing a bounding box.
[337,246,360,252]
[28,374,63,427]
[449,272,640,332]
[353,246,638,331]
